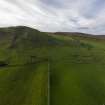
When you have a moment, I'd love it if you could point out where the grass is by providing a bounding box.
[0,26,49,105]
[50,34,105,105]
[1,26,105,105]
[0,63,48,105]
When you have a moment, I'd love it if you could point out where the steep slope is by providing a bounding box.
[0,26,51,105]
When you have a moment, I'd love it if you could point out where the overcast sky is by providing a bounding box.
[0,0,105,34]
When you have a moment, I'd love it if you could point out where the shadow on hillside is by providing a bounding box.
[0,58,48,69]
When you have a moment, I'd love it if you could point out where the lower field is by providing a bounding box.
[51,62,105,105]
[0,62,48,105]
[50,36,105,105]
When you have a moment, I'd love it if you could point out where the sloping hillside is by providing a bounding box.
[50,32,105,105]
[0,26,50,105]
[1,26,105,105]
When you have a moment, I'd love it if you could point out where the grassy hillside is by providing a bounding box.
[50,33,105,105]
[0,26,51,105]
[1,26,105,105]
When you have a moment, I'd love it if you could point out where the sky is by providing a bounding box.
[0,0,105,34]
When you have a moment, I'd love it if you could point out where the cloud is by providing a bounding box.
[0,0,105,34]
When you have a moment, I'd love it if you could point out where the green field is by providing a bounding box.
[0,26,105,105]
[0,26,49,105]
[50,34,105,105]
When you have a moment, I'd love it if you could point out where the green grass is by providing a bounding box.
[50,34,105,105]
[1,26,105,105]
[0,26,49,105]
[0,63,48,105]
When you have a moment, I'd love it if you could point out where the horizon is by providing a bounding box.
[0,0,105,34]
[0,25,105,35]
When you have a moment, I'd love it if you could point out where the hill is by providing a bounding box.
[0,26,105,105]
[54,32,105,39]
[49,32,105,105]
[0,26,50,105]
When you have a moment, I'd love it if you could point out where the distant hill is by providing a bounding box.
[0,26,64,49]
[53,32,105,40]
[0,26,49,47]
